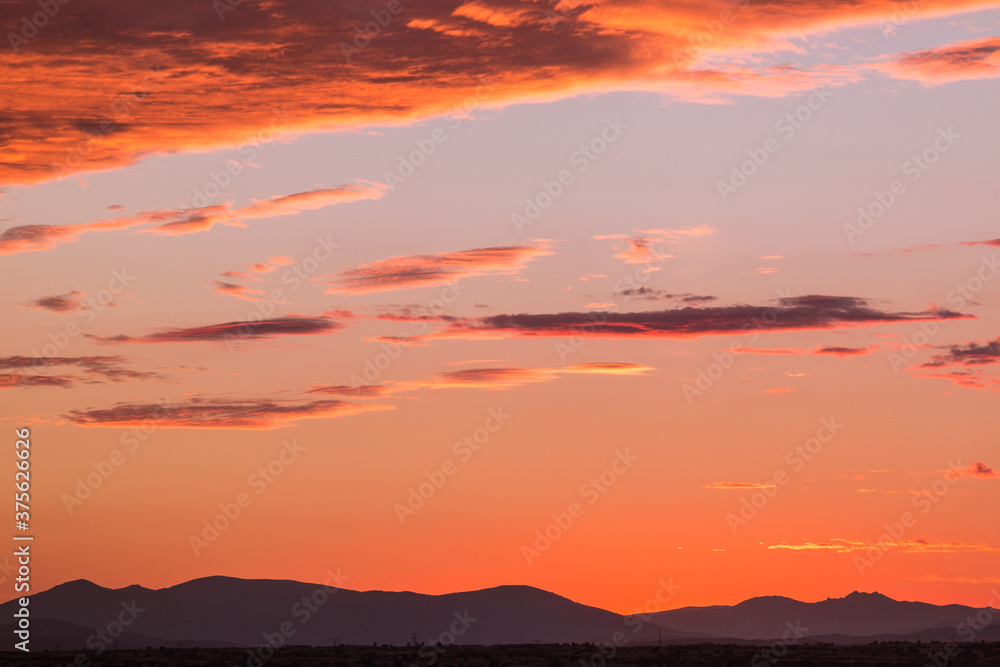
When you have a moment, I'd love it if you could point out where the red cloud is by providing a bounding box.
[886,37,1000,84]
[960,239,1000,248]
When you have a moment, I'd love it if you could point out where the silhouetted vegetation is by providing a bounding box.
[2,640,1000,666]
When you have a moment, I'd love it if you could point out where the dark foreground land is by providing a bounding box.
[2,642,999,666]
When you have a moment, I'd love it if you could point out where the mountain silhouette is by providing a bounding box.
[2,578,996,651]
[649,590,998,640]
[0,576,684,649]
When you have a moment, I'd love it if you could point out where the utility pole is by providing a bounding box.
[409,632,419,647]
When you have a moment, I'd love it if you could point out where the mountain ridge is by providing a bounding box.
[3,578,997,651]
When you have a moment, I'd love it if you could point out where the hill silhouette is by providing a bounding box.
[2,578,996,651]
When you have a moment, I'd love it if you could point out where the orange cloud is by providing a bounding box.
[886,37,1000,84]
[945,462,999,479]
[0,186,381,254]
[613,237,675,264]
[66,397,392,430]
[598,226,715,265]
[325,243,552,294]
[314,362,652,396]
[704,482,777,490]
[212,281,266,302]
[767,538,1000,554]
[398,362,652,391]
[1,1,992,186]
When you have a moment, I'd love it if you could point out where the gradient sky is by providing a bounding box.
[1,0,999,614]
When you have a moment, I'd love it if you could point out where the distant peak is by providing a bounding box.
[837,591,894,602]
[52,579,108,592]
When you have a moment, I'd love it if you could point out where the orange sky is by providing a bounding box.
[1,0,999,614]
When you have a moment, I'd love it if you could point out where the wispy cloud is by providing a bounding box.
[912,337,1000,390]
[0,355,159,389]
[66,396,392,430]
[732,345,878,357]
[324,243,552,294]
[380,295,970,343]
[22,290,87,313]
[767,538,1000,554]
[885,37,1000,85]
[316,362,653,395]
[0,186,381,255]
[704,481,777,490]
[86,314,346,345]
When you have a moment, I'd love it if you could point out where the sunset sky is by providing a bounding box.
[1,0,999,614]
